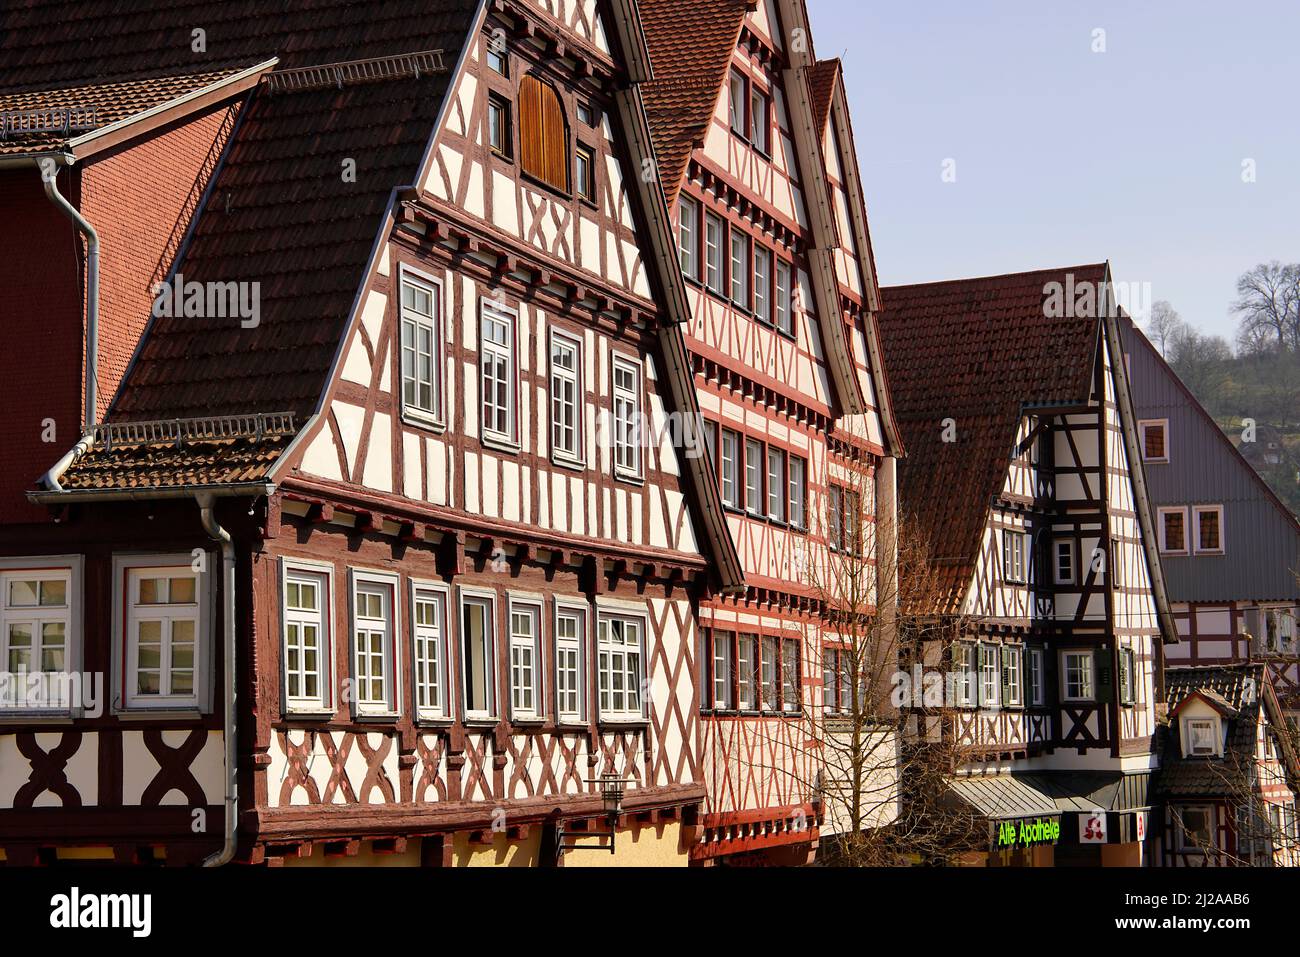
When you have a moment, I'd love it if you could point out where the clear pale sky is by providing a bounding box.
[808,0,1300,341]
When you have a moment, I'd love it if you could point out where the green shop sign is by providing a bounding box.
[993,816,1061,850]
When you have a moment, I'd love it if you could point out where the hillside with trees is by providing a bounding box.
[1141,262,1300,518]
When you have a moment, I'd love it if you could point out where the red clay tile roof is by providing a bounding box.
[639,0,751,208]
[5,1,481,491]
[0,70,248,155]
[806,58,839,136]
[61,435,291,490]
[878,264,1108,607]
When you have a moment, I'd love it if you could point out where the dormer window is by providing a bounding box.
[1186,717,1219,756]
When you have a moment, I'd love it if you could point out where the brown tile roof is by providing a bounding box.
[806,58,839,135]
[61,435,290,490]
[7,1,481,492]
[639,0,751,208]
[0,70,248,155]
[878,264,1108,606]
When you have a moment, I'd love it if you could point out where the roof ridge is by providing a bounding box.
[882,263,1109,291]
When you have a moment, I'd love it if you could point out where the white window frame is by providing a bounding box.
[1053,539,1076,586]
[549,329,585,467]
[678,195,698,280]
[780,636,801,713]
[1158,506,1190,555]
[398,265,444,428]
[281,559,334,715]
[1185,716,1220,757]
[597,609,647,723]
[738,633,759,712]
[766,446,786,522]
[753,244,772,325]
[1193,505,1225,555]
[1028,648,1045,706]
[1002,528,1028,584]
[704,211,725,294]
[1003,645,1023,708]
[730,229,749,307]
[977,643,1000,709]
[349,570,399,718]
[410,580,451,722]
[788,455,807,529]
[774,258,794,336]
[458,588,499,722]
[954,643,976,708]
[1061,650,1095,702]
[720,428,741,508]
[611,354,644,480]
[0,556,83,716]
[115,554,212,713]
[554,601,588,724]
[1139,418,1169,463]
[480,298,518,447]
[507,596,543,722]
[744,437,763,515]
[710,629,734,710]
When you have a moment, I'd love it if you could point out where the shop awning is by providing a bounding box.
[948,774,1061,821]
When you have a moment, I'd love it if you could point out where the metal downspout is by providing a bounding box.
[198,493,238,867]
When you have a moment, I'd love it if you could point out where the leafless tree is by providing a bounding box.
[1145,300,1184,358]
[1232,261,1300,354]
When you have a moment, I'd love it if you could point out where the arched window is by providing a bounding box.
[519,74,568,191]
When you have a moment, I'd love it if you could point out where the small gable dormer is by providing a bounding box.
[1170,691,1234,758]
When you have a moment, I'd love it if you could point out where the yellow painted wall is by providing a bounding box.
[563,821,688,868]
[450,829,543,867]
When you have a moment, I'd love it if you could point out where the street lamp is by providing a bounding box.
[555,771,627,860]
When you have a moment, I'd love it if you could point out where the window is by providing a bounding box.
[1053,539,1075,586]
[1002,529,1028,584]
[1187,718,1218,756]
[1177,806,1213,851]
[749,84,770,153]
[704,212,725,294]
[710,629,734,710]
[1062,651,1094,702]
[549,331,583,463]
[720,428,741,508]
[400,270,441,422]
[0,558,80,713]
[1001,645,1022,708]
[829,486,843,550]
[519,75,567,191]
[823,646,852,713]
[597,613,644,721]
[577,101,595,126]
[1028,648,1045,706]
[730,229,749,307]
[1159,507,1189,554]
[508,600,542,720]
[728,70,747,136]
[753,245,772,325]
[1194,506,1223,554]
[351,574,397,715]
[488,93,511,157]
[738,633,759,711]
[283,564,331,713]
[124,563,205,710]
[460,593,497,720]
[830,487,861,554]
[1139,419,1168,463]
[788,456,807,529]
[767,447,786,521]
[953,644,976,707]
[575,144,596,202]
[744,438,763,515]
[781,637,801,712]
[555,604,586,723]
[678,196,698,280]
[612,356,643,479]
[480,299,517,444]
[977,643,1000,709]
[1118,647,1136,706]
[761,635,780,711]
[412,585,449,720]
[486,35,508,75]
[775,259,794,336]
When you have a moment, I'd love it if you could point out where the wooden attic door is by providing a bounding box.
[520,74,568,192]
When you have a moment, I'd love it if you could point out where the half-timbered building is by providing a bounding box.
[1154,664,1299,867]
[1119,316,1300,708]
[878,264,1176,866]
[0,0,746,867]
[640,0,905,865]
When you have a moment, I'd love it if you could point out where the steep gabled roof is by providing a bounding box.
[638,0,751,209]
[878,264,1108,604]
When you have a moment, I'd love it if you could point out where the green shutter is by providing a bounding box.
[1000,645,1012,707]
[1095,648,1113,704]
[1117,648,1131,705]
